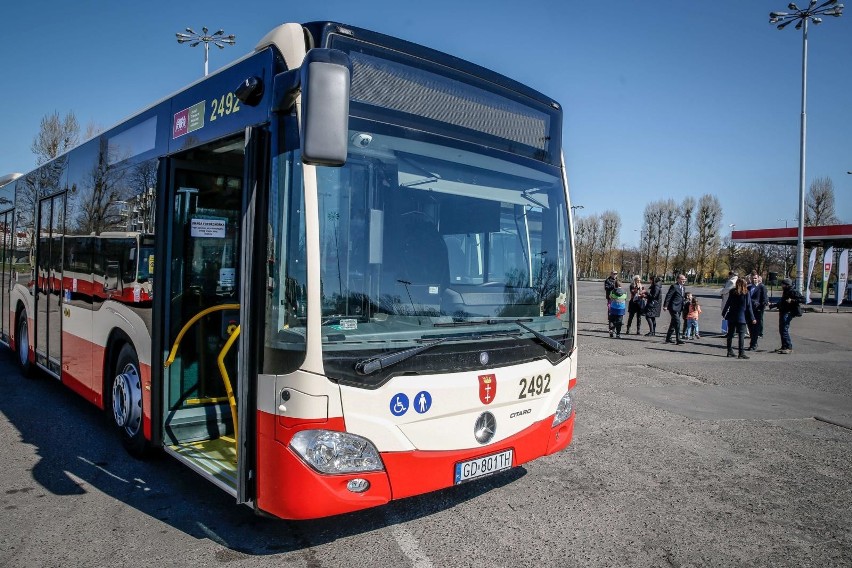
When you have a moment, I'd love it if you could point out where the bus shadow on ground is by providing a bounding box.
[0,351,526,556]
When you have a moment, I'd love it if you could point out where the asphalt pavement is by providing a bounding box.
[0,280,850,567]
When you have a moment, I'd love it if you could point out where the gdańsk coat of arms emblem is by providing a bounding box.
[478,374,496,405]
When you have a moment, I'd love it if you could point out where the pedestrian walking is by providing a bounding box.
[684,295,702,339]
[720,271,738,333]
[722,278,757,359]
[644,276,663,336]
[663,274,687,345]
[608,285,628,338]
[747,274,768,350]
[626,275,646,335]
[770,278,804,354]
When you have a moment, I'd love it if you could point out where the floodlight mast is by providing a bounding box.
[175,26,236,76]
[768,0,844,293]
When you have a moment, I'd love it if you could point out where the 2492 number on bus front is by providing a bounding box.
[454,449,514,484]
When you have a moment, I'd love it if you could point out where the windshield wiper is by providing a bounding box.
[354,338,448,376]
[436,318,565,355]
[433,318,532,328]
[513,320,566,354]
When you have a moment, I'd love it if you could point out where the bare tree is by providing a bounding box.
[583,214,602,277]
[639,227,652,279]
[805,177,840,226]
[84,121,104,141]
[641,202,665,277]
[660,199,678,277]
[767,243,795,279]
[694,194,722,283]
[600,210,621,273]
[12,112,80,254]
[724,233,739,274]
[73,140,131,235]
[572,215,587,278]
[673,197,696,277]
[31,111,79,166]
[574,214,599,278]
[127,159,158,233]
[738,244,772,276]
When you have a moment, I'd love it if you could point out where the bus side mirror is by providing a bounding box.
[272,48,351,167]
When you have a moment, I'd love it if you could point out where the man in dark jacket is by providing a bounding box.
[771,278,803,354]
[747,275,768,350]
[663,274,687,344]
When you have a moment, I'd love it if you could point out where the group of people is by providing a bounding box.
[604,270,804,358]
[605,271,667,339]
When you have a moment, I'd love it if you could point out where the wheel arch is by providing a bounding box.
[102,327,135,404]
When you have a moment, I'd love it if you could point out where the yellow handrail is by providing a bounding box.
[217,325,241,450]
[163,304,240,368]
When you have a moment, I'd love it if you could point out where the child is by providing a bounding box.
[608,286,628,338]
[685,295,702,339]
[682,292,692,333]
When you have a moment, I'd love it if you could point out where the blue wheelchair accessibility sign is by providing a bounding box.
[390,393,409,417]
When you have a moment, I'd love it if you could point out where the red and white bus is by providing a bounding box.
[0,21,577,520]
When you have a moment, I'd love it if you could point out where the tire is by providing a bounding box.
[16,313,33,377]
[110,344,148,457]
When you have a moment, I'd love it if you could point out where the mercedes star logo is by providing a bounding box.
[474,411,496,444]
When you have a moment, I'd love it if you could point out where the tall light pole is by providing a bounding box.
[176,27,236,76]
[634,229,643,278]
[769,0,844,293]
[570,205,584,214]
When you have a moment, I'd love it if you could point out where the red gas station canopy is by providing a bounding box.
[732,224,852,248]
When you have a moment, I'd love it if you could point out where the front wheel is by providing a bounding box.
[110,344,148,457]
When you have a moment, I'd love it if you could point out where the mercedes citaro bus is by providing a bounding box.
[0,21,577,520]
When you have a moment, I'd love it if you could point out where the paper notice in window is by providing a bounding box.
[191,218,226,238]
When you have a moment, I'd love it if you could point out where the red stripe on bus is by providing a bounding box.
[254,409,574,519]
[61,331,97,404]
[58,331,152,439]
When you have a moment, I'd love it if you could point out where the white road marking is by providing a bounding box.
[384,510,433,568]
[78,456,129,483]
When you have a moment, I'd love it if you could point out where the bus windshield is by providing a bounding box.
[308,125,572,383]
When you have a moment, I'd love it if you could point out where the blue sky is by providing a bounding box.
[2,1,850,242]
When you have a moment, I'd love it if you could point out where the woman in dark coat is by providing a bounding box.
[643,277,663,336]
[625,275,646,335]
[722,278,757,359]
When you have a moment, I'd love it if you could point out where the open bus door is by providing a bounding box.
[158,128,267,505]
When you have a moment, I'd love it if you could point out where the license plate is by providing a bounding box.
[454,449,514,484]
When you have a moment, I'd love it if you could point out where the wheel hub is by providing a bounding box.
[112,364,142,435]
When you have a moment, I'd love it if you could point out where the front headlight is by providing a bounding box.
[552,390,575,427]
[289,430,384,474]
